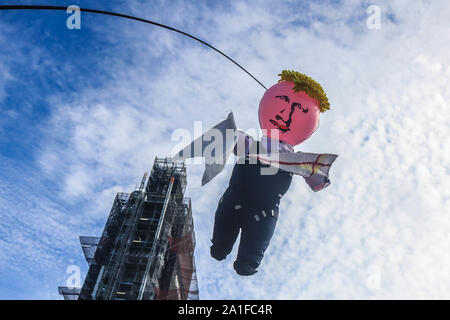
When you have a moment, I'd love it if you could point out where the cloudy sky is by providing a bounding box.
[0,0,449,299]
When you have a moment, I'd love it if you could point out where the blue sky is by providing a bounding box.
[0,0,449,299]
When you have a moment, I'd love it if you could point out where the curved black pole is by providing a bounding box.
[0,4,267,90]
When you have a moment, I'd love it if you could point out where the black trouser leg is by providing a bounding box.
[234,209,278,275]
[210,189,240,261]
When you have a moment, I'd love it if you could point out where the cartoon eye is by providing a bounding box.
[293,102,308,113]
[292,102,301,108]
[275,95,289,103]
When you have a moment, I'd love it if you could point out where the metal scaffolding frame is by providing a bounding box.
[59,157,198,300]
[58,286,81,300]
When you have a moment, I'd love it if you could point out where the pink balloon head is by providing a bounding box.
[258,81,320,146]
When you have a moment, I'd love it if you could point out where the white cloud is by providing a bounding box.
[1,0,449,299]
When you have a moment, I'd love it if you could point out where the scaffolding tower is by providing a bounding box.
[58,157,198,300]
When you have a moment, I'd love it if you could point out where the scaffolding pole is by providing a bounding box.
[138,176,175,300]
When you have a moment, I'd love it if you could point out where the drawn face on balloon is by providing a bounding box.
[258,81,320,146]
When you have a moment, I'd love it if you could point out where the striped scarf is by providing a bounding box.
[175,112,338,191]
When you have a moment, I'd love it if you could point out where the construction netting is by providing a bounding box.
[187,263,199,300]
[154,287,181,300]
[168,233,195,254]
[154,231,199,300]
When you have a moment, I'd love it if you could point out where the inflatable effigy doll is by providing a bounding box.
[175,70,338,276]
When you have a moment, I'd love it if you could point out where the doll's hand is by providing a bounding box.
[305,174,331,192]
[314,177,331,191]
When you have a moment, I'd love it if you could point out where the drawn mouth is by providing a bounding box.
[270,119,290,131]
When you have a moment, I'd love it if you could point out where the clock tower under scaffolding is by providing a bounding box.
[58,157,198,300]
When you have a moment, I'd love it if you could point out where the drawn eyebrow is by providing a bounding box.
[275,95,290,103]
[292,102,308,113]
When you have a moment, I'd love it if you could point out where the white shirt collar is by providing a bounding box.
[261,135,294,153]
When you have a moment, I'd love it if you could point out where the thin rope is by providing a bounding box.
[0,4,267,89]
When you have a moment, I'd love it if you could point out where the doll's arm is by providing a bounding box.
[174,112,238,186]
[304,174,331,192]
[233,130,255,157]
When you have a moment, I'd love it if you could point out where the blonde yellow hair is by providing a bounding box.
[278,69,330,112]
